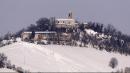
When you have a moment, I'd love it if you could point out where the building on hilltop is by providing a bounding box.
[21,31,57,42]
[54,12,78,30]
[21,12,78,44]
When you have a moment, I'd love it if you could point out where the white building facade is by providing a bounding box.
[55,12,78,28]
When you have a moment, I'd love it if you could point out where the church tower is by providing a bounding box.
[68,11,73,19]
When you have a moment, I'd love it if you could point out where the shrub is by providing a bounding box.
[11,64,16,70]
[125,67,130,73]
[6,60,13,69]
[16,67,24,73]
[0,53,7,68]
[115,68,123,73]
[0,53,27,73]
[109,57,118,69]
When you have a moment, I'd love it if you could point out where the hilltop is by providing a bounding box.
[0,13,130,72]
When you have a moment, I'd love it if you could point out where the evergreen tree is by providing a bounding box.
[36,18,50,31]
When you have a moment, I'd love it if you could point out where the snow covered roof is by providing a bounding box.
[56,18,75,21]
[23,31,56,34]
[83,22,88,25]
[85,29,97,35]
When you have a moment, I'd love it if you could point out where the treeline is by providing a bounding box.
[77,22,130,55]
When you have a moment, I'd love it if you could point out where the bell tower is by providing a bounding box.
[68,11,73,19]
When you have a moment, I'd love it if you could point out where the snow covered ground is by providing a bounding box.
[0,41,130,72]
[0,68,16,72]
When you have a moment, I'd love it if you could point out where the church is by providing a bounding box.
[55,12,78,29]
[21,12,78,43]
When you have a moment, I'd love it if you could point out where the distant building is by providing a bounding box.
[21,12,78,43]
[21,31,56,42]
[55,12,78,28]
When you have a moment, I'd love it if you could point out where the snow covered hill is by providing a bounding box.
[0,68,16,72]
[0,41,130,72]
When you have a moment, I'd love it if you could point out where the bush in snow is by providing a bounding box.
[125,67,130,73]
[115,67,130,73]
[0,42,3,47]
[11,64,16,70]
[115,69,123,73]
[0,37,2,42]
[0,53,7,68]
[109,57,118,69]
[6,60,13,69]
[16,66,30,73]
[0,53,28,73]
[16,67,24,73]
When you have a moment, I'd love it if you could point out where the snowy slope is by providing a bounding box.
[0,41,130,72]
[0,68,16,72]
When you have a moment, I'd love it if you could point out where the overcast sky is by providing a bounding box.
[0,0,130,36]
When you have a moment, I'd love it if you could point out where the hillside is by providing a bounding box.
[0,68,16,72]
[0,41,130,72]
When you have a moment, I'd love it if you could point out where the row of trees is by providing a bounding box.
[26,18,51,31]
[76,22,130,55]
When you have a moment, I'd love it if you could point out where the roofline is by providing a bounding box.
[23,31,56,34]
[56,18,75,20]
